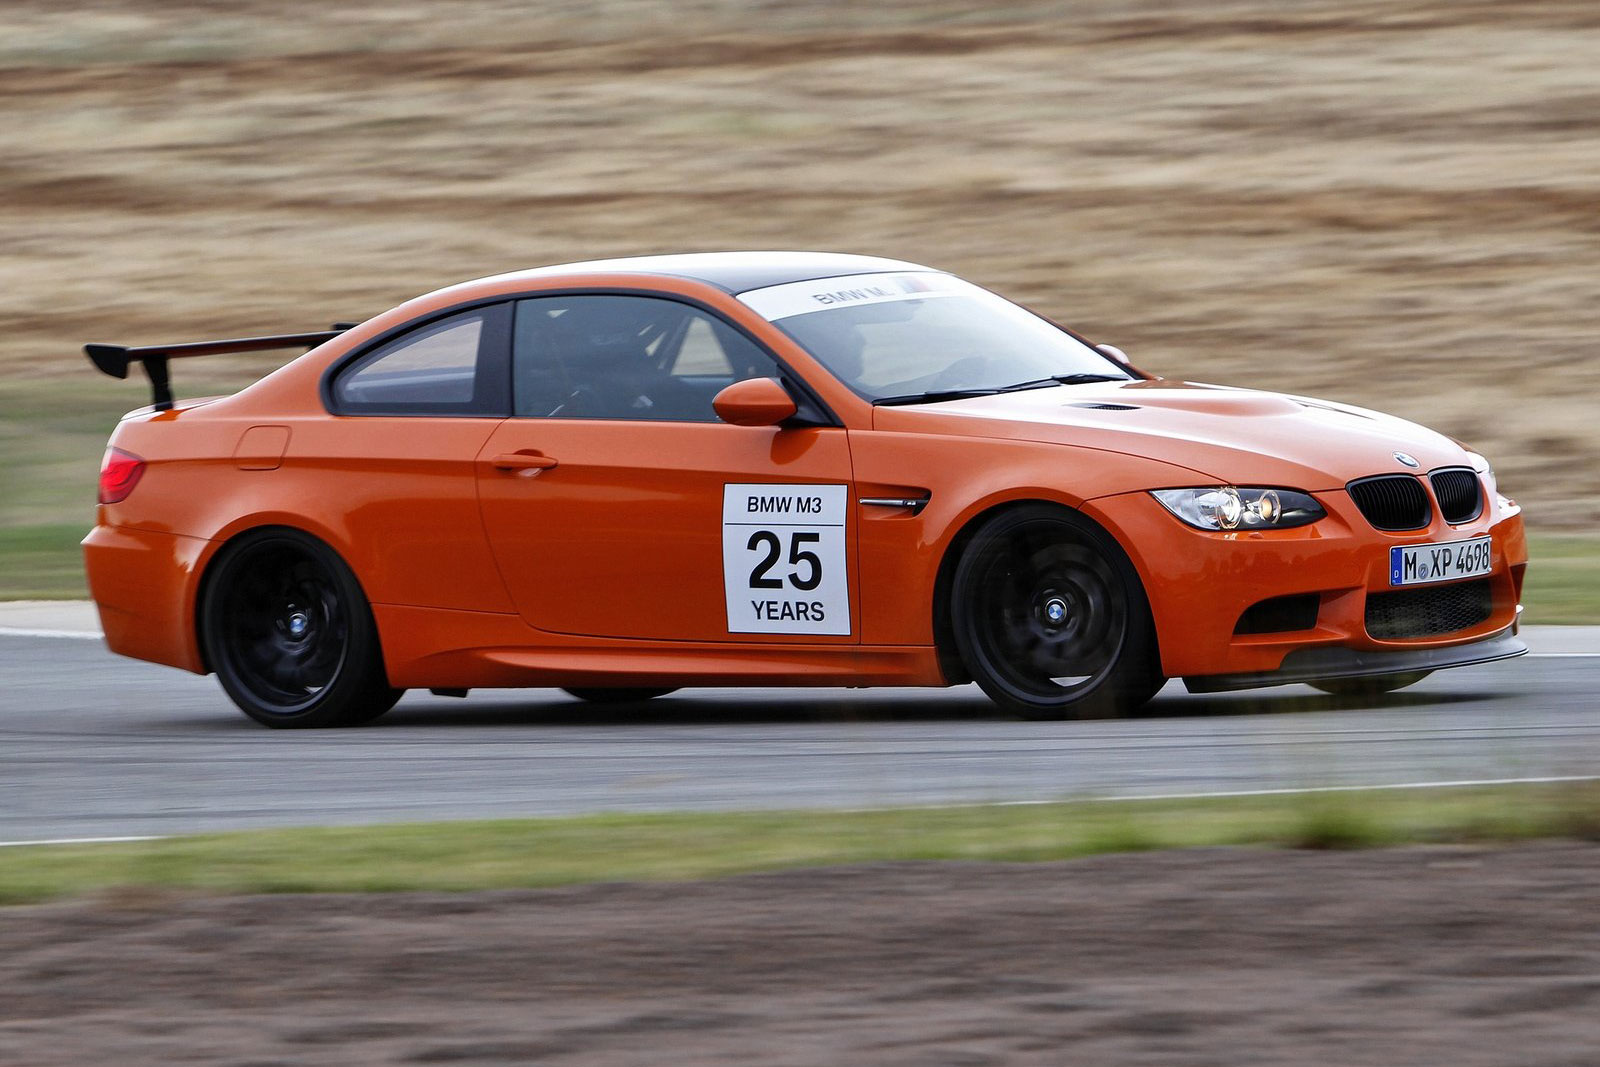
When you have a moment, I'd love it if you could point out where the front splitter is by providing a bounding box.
[1183,627,1528,694]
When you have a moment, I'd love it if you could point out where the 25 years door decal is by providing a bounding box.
[722,484,850,636]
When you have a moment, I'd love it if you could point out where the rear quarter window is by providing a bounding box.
[330,304,511,416]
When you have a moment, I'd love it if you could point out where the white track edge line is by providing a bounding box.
[934,774,1600,810]
[0,628,102,641]
[1078,774,1600,804]
[0,835,162,848]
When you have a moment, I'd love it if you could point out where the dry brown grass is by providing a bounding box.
[3,0,1598,526]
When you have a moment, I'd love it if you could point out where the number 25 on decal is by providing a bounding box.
[746,530,822,591]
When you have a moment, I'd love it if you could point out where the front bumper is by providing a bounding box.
[1088,485,1529,682]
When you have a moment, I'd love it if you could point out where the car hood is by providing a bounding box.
[870,380,1472,490]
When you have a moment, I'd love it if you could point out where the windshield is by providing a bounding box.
[737,272,1133,403]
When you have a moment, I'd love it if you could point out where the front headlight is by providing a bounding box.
[1151,486,1326,531]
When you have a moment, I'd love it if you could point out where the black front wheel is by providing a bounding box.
[200,529,402,728]
[950,505,1162,720]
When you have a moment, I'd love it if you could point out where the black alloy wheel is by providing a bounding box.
[1309,670,1432,698]
[951,505,1162,720]
[201,529,402,728]
[562,687,679,704]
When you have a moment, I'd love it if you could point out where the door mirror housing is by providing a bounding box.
[1095,343,1131,365]
[712,377,798,427]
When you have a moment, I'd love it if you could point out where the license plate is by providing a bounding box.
[1389,535,1492,587]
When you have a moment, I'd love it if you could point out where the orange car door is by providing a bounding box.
[476,293,859,644]
[315,303,516,613]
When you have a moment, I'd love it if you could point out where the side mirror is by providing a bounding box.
[712,377,798,427]
[1095,343,1131,365]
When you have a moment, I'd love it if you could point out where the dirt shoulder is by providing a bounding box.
[4,844,1598,1065]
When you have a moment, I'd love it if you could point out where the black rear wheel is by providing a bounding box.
[562,687,678,704]
[201,529,401,728]
[950,505,1162,720]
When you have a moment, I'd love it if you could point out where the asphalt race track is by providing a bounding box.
[1,628,1596,843]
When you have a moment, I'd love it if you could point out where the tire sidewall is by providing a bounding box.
[200,528,391,728]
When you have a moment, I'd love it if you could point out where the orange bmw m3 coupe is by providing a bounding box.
[83,252,1527,727]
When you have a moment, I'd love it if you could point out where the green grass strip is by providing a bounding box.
[0,524,89,600]
[4,784,1599,905]
[1523,535,1600,624]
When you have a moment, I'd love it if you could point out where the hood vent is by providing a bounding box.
[1068,402,1139,411]
[1295,399,1375,420]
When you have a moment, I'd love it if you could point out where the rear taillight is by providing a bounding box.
[98,447,145,504]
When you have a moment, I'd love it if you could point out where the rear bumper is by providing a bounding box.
[82,521,209,673]
[1183,626,1527,693]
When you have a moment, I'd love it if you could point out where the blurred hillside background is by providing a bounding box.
[1,0,1595,608]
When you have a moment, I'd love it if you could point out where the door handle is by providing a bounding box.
[491,451,558,472]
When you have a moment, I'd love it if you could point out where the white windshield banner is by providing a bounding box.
[737,272,964,322]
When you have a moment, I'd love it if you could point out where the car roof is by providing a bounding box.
[468,251,937,296]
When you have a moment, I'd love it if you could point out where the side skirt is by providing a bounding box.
[372,604,948,689]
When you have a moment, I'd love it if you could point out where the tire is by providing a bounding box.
[950,505,1161,720]
[200,528,402,728]
[1122,671,1170,715]
[1309,671,1431,698]
[562,687,679,704]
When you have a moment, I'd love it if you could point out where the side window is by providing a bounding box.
[512,295,784,421]
[331,305,510,415]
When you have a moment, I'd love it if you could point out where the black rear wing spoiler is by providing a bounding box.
[84,323,361,411]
